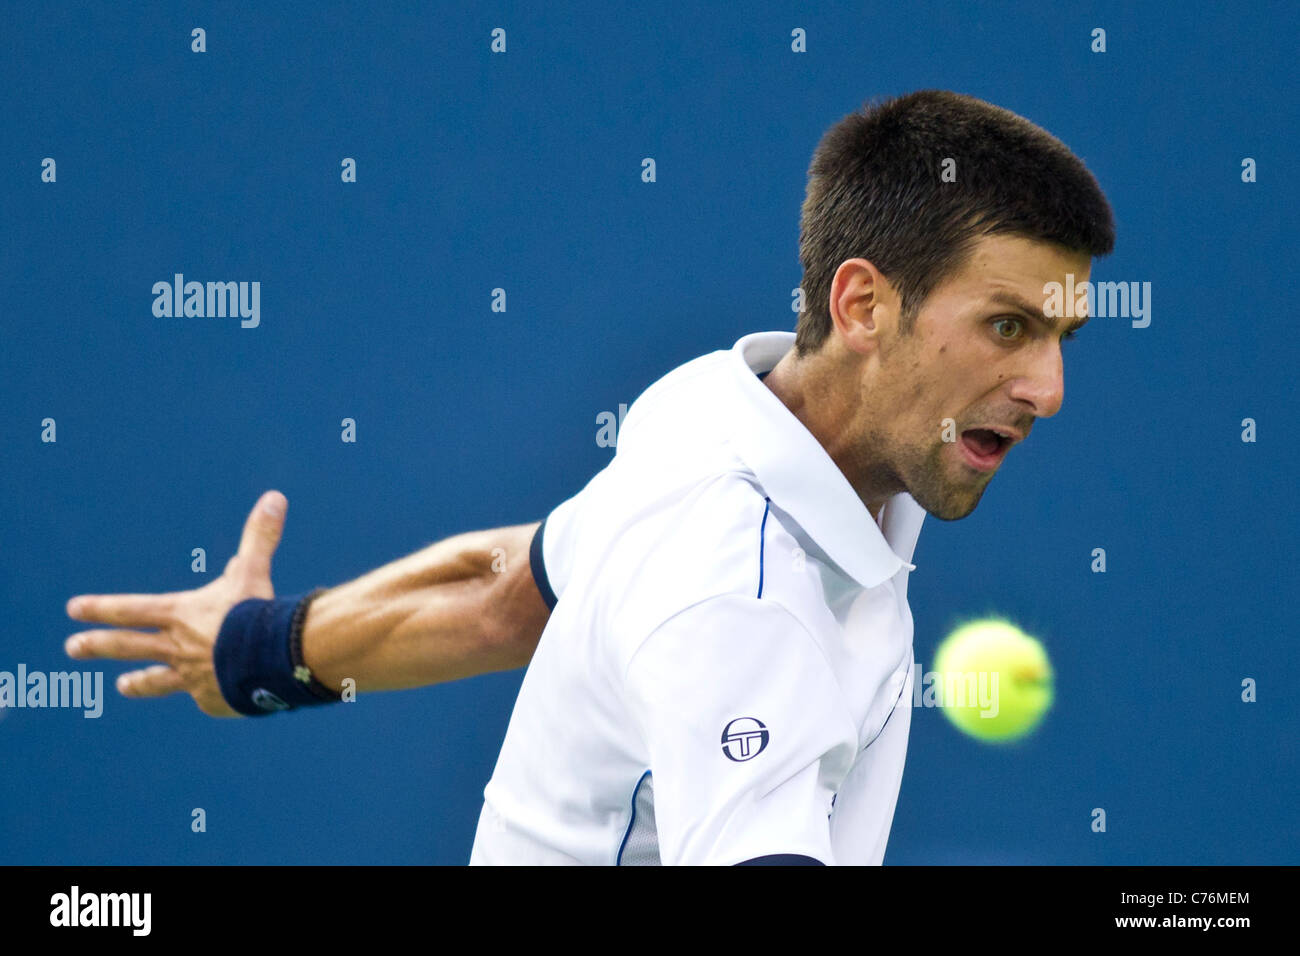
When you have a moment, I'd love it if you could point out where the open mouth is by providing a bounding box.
[958,428,1012,472]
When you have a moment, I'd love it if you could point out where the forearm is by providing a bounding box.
[300,522,548,693]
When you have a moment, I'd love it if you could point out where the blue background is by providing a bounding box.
[2,0,1296,864]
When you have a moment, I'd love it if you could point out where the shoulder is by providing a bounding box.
[602,472,830,666]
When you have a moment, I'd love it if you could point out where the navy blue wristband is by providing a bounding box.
[214,592,340,716]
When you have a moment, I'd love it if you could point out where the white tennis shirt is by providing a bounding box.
[469,330,927,865]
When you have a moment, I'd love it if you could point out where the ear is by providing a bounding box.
[829,258,899,356]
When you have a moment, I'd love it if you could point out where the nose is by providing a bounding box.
[1007,342,1065,419]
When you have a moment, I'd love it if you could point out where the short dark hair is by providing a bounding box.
[795,90,1116,355]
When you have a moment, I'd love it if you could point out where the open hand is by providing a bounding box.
[64,490,289,717]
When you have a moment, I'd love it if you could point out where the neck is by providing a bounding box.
[761,346,895,522]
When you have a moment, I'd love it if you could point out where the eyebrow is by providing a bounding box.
[988,290,1089,335]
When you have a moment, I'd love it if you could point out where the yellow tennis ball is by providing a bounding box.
[932,619,1053,743]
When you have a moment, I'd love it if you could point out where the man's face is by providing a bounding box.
[843,233,1092,521]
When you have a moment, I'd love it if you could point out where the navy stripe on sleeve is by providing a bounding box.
[528,518,559,611]
[735,854,825,866]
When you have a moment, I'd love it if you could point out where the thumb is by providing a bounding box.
[234,490,288,575]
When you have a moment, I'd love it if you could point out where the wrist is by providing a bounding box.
[213,589,340,716]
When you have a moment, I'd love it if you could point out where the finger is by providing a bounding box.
[66,593,175,628]
[116,665,185,698]
[65,629,173,662]
[235,490,288,573]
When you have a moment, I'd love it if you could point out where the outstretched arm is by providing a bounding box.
[65,491,550,717]
[299,519,547,691]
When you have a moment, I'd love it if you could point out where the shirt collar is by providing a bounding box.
[726,331,924,588]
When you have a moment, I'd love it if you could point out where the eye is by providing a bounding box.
[991,317,1024,341]
[1062,329,1079,342]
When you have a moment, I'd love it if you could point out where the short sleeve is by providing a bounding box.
[529,489,585,610]
[623,594,858,866]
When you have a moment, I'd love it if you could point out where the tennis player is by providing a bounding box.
[65,90,1114,865]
